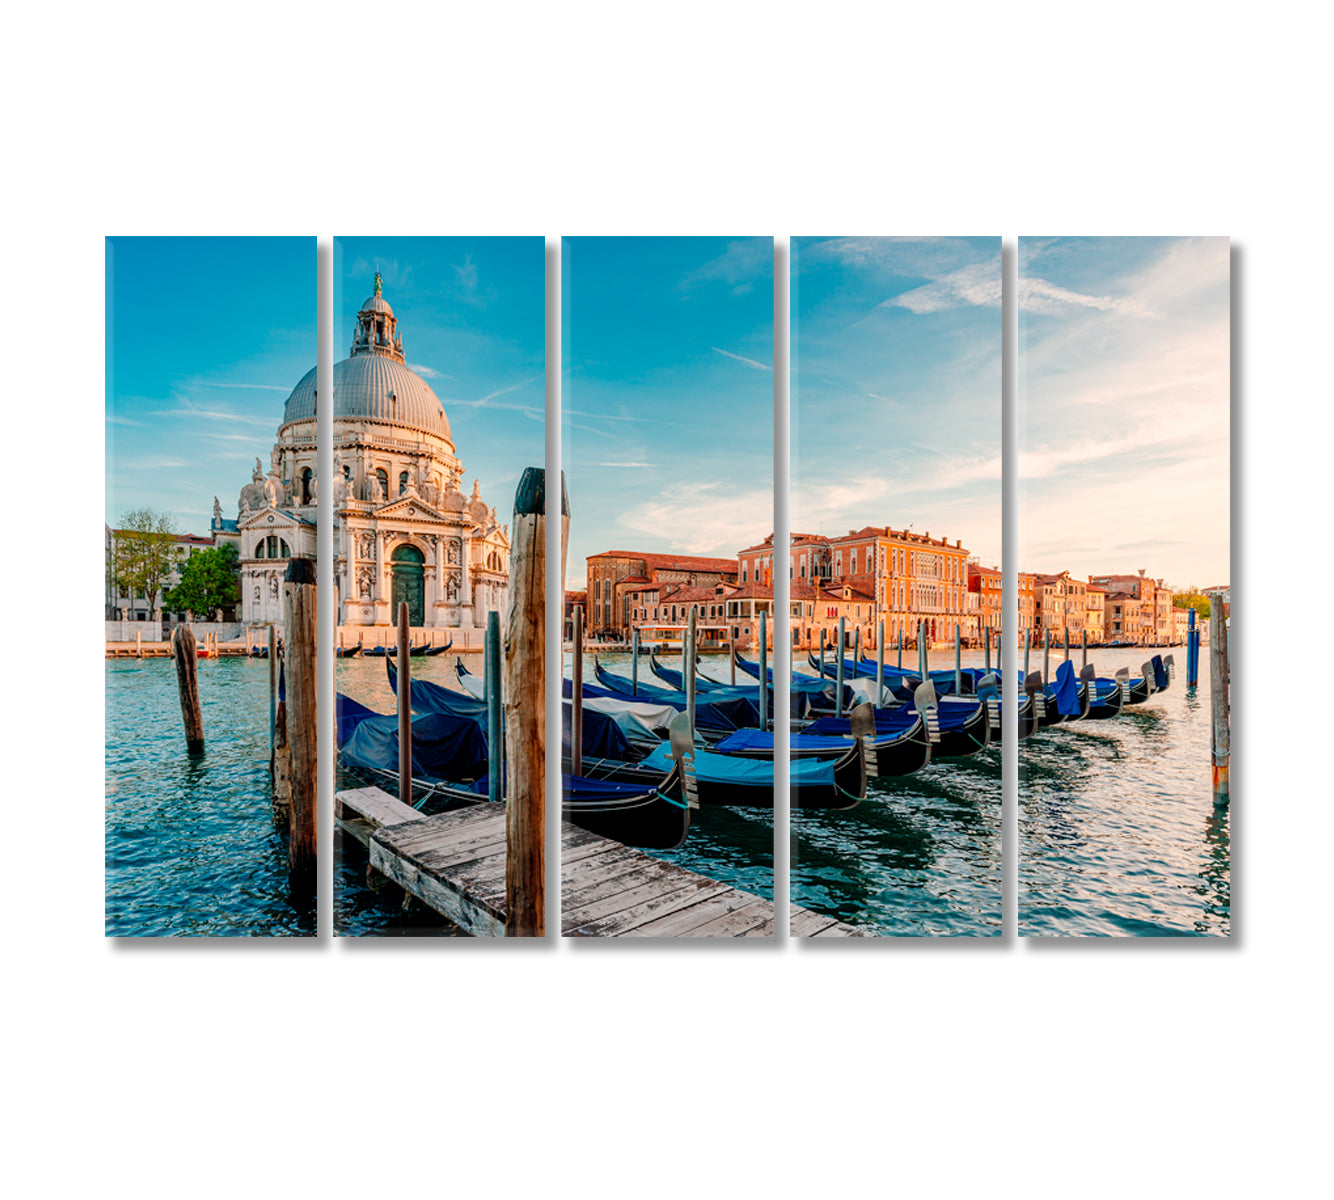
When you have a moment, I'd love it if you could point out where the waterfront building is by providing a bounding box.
[1018,572,1037,643]
[1085,582,1107,643]
[237,277,510,633]
[1090,571,1175,644]
[587,550,738,639]
[1104,591,1143,643]
[106,526,225,623]
[1173,606,1190,643]
[968,562,1002,640]
[1034,570,1087,641]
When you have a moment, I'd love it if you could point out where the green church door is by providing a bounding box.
[390,545,426,627]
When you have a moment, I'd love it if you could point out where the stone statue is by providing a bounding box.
[253,457,264,484]
[446,572,459,601]
[357,566,374,599]
[271,446,282,475]
[447,539,460,564]
[253,585,260,603]
[269,576,279,599]
[263,470,281,508]
[212,496,222,524]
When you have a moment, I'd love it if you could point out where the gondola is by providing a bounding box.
[423,638,453,656]
[1083,667,1129,720]
[335,636,363,658]
[647,651,728,693]
[339,686,690,850]
[735,650,841,703]
[790,703,933,778]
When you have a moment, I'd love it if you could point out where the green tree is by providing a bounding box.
[1172,589,1211,620]
[109,509,183,618]
[164,541,240,619]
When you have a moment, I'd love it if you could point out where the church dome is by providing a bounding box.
[279,278,453,446]
[281,357,452,444]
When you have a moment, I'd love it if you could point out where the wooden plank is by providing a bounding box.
[335,816,376,849]
[682,899,775,938]
[336,786,424,830]
[789,909,840,938]
[624,889,766,937]
[563,872,706,924]
[565,879,735,937]
[368,839,504,937]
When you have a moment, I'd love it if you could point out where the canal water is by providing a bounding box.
[106,657,314,937]
[791,647,1001,936]
[335,652,471,935]
[1020,644,1229,937]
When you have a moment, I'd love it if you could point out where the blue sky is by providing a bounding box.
[106,237,315,532]
[1019,236,1229,587]
[335,236,545,511]
[562,237,773,585]
[792,237,1002,566]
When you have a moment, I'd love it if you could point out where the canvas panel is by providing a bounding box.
[1017,236,1231,937]
[789,236,1003,937]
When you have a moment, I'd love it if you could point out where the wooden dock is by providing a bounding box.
[336,786,862,938]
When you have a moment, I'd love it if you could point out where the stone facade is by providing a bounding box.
[234,278,509,631]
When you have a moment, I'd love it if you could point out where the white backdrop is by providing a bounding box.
[8,3,1327,1196]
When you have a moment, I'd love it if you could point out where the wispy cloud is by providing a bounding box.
[712,346,771,371]
[596,461,655,468]
[680,239,771,296]
[449,253,495,309]
[618,482,773,556]
[407,362,449,380]
[201,381,291,392]
[148,403,275,427]
[879,262,1002,314]
[106,413,142,426]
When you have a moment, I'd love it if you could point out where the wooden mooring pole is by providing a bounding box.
[897,629,903,670]
[1210,603,1230,807]
[686,606,697,742]
[571,605,584,778]
[631,625,640,696]
[171,623,204,754]
[758,609,768,733]
[730,625,736,685]
[818,627,826,679]
[284,558,317,883]
[876,620,885,705]
[504,466,557,937]
[1187,606,1199,687]
[835,615,846,718]
[954,623,962,695]
[397,600,411,809]
[486,610,502,805]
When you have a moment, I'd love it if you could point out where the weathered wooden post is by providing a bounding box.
[758,609,769,732]
[171,623,204,754]
[835,615,846,718]
[136,628,143,659]
[853,626,861,673]
[1210,603,1230,807]
[1024,629,1031,678]
[631,625,640,696]
[876,620,885,706]
[1063,626,1070,662]
[397,600,411,808]
[1043,627,1050,686]
[571,604,584,778]
[730,625,737,685]
[504,466,553,938]
[1081,628,1088,669]
[984,624,992,674]
[283,558,317,883]
[918,620,927,680]
[897,629,903,670]
[818,627,826,679]
[686,605,697,742]
[268,624,278,754]
[486,610,502,805]
[954,623,962,695]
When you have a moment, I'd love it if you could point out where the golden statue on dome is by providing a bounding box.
[373,271,383,297]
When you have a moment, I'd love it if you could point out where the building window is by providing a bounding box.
[375,468,389,499]
[399,471,410,496]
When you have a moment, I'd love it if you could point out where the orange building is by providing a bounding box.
[585,550,738,639]
[1034,571,1087,641]
[1018,572,1037,643]
[967,562,1002,639]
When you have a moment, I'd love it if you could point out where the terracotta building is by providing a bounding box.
[1018,572,1037,643]
[967,562,1002,638]
[1034,571,1087,640]
[1084,582,1107,643]
[586,550,739,639]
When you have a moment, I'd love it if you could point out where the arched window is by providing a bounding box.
[399,471,409,496]
[300,467,313,506]
[260,535,290,560]
[256,540,266,559]
[375,468,389,500]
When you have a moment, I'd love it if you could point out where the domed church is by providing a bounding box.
[234,274,511,634]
